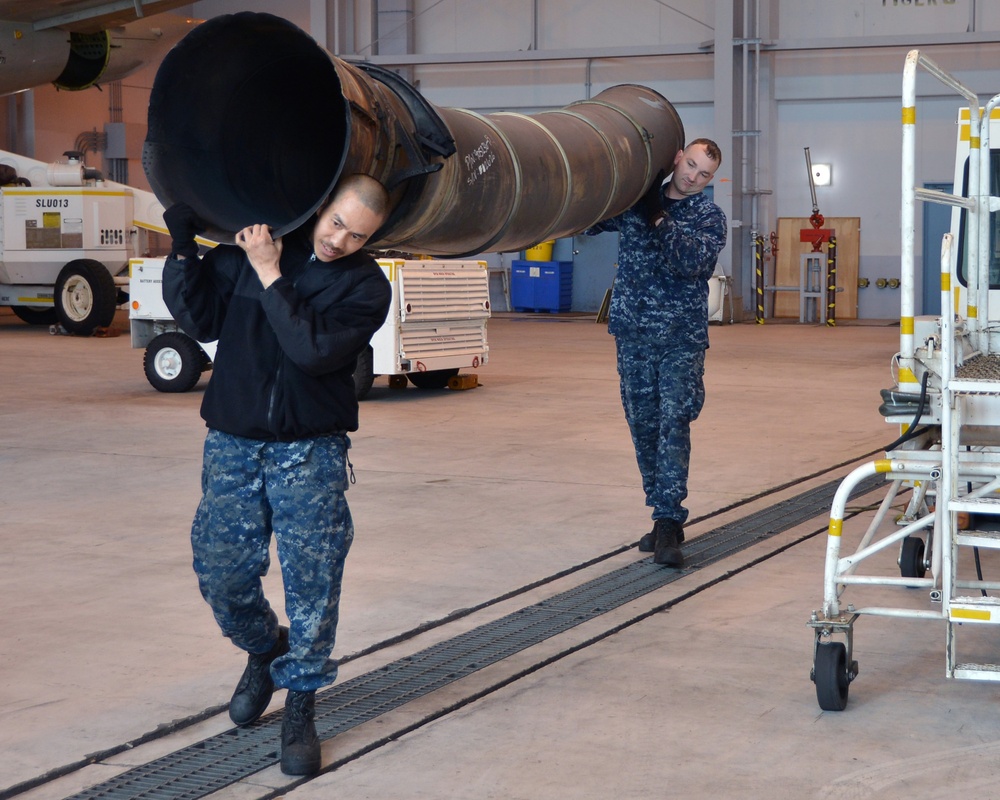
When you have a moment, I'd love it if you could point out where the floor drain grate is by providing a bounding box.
[64,472,884,800]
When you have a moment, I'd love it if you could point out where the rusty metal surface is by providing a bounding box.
[144,11,685,256]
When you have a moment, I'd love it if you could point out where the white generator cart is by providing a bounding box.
[0,150,165,335]
[129,256,490,396]
[808,51,1000,710]
[367,258,490,392]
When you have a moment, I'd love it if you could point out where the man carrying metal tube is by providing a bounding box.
[587,139,726,567]
[161,174,392,775]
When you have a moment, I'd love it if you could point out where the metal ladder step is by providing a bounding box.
[953,663,1000,681]
[955,529,1000,549]
[949,596,1000,623]
[948,497,1000,515]
[948,379,1000,395]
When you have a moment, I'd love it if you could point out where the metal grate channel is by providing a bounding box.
[683,478,864,565]
[64,471,885,800]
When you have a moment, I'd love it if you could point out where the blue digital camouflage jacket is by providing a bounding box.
[589,190,727,349]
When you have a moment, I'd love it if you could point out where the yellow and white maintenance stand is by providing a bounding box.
[808,51,1000,710]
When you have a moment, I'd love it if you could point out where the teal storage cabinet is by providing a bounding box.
[511,260,573,312]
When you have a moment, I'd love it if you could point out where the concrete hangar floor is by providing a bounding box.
[3,306,1000,800]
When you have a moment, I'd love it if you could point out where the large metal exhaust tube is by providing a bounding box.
[144,12,685,255]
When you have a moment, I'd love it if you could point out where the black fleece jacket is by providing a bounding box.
[162,230,391,441]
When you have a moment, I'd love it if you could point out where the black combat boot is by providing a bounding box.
[281,690,321,776]
[653,519,684,567]
[229,626,289,726]
[640,522,684,552]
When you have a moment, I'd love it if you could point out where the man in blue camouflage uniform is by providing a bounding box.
[162,174,392,776]
[588,139,726,567]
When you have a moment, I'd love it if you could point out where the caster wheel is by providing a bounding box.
[899,535,927,579]
[814,641,851,711]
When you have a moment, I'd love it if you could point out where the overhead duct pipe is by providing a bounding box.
[143,12,685,256]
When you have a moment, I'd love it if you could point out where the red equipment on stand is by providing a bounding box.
[800,147,837,325]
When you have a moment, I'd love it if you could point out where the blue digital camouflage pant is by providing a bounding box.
[191,428,354,692]
[616,337,706,524]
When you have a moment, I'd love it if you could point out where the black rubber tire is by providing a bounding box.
[143,332,207,393]
[814,641,850,711]
[407,368,459,390]
[353,346,375,400]
[54,259,118,335]
[899,535,927,579]
[11,305,58,325]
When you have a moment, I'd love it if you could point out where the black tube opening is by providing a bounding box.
[143,12,350,242]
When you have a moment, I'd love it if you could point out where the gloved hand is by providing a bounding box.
[163,202,204,259]
[641,169,667,227]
